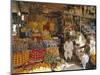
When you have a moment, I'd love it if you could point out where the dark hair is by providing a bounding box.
[65,36,70,41]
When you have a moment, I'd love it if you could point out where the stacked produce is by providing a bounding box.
[44,53,58,64]
[31,62,51,72]
[12,37,29,51]
[29,49,46,62]
[12,50,29,67]
[43,40,59,56]
[13,62,51,73]
[46,47,59,56]
[42,29,52,40]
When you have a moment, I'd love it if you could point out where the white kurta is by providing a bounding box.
[64,41,74,60]
[81,53,89,69]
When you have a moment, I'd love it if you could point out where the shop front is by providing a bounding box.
[11,1,96,74]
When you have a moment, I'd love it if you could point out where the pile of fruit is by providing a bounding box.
[46,47,59,56]
[13,62,51,73]
[31,62,51,72]
[29,49,46,62]
[44,53,58,64]
[12,50,29,67]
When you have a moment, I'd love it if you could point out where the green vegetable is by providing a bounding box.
[44,53,58,64]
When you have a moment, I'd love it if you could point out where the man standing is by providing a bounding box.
[64,37,74,61]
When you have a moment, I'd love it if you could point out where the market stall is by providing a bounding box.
[11,1,96,74]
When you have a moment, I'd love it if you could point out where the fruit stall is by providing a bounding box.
[11,1,96,74]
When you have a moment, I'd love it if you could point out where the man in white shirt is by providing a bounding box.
[81,52,89,69]
[64,37,74,61]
